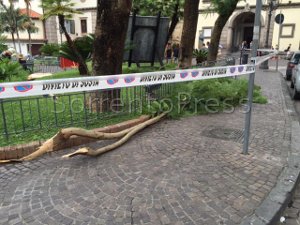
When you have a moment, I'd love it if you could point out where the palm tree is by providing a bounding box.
[41,0,90,75]
[15,12,32,54]
[24,0,33,55]
[0,1,17,50]
[0,2,27,53]
[18,13,38,55]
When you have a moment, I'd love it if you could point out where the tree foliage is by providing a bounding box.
[60,35,94,62]
[0,4,20,50]
[133,0,183,17]
[41,0,81,19]
[0,58,24,81]
[133,0,184,42]
[40,43,60,56]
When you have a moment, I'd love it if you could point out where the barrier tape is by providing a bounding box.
[0,64,256,99]
[255,53,276,65]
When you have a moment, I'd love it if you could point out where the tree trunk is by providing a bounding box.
[207,16,228,62]
[58,15,90,76]
[26,5,32,55]
[166,2,179,43]
[16,30,22,54]
[11,32,16,50]
[28,31,32,55]
[92,0,132,112]
[92,0,132,76]
[207,0,239,62]
[179,0,200,68]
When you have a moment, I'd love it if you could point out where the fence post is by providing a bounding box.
[0,99,9,140]
[83,92,88,127]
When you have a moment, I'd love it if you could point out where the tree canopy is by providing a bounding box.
[133,0,184,17]
[133,0,184,42]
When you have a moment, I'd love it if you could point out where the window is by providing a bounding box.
[65,20,75,34]
[280,24,295,38]
[81,19,87,34]
[203,27,213,38]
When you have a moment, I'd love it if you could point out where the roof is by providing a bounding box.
[19,9,42,19]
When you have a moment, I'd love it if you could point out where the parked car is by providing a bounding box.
[290,64,300,100]
[286,51,300,80]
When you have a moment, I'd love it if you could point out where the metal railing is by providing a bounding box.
[0,56,236,145]
[0,85,171,145]
[33,56,69,73]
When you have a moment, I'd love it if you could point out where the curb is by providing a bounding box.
[0,115,150,160]
[240,71,300,225]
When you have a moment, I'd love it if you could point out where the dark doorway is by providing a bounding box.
[30,44,43,56]
[243,27,253,48]
[231,12,255,51]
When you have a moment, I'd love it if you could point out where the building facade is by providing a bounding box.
[3,0,299,55]
[196,0,300,52]
[1,0,97,55]
[1,0,46,55]
[46,0,97,44]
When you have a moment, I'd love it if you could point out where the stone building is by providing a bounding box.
[195,0,300,53]
[1,0,46,55]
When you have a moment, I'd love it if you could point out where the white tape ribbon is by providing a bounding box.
[0,64,256,99]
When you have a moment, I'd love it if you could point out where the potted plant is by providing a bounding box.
[193,49,208,64]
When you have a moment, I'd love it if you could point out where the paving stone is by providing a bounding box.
[0,67,293,224]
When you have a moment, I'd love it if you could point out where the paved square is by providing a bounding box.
[0,68,292,225]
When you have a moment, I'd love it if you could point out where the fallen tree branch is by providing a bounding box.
[0,115,151,163]
[60,127,134,140]
[62,112,167,158]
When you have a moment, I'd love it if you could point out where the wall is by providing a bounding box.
[272,7,300,51]
[196,0,300,53]
[57,11,95,43]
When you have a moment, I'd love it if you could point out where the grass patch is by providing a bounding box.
[163,78,268,119]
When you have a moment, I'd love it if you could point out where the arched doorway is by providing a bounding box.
[231,12,255,51]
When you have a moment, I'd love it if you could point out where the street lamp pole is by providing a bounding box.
[259,0,276,69]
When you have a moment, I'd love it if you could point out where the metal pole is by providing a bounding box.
[243,0,262,154]
[0,99,9,141]
[276,10,282,72]
[260,1,273,70]
[151,12,161,67]
[128,12,136,68]
[264,2,273,48]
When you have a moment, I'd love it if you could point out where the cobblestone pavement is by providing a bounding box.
[276,59,300,225]
[0,65,292,225]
